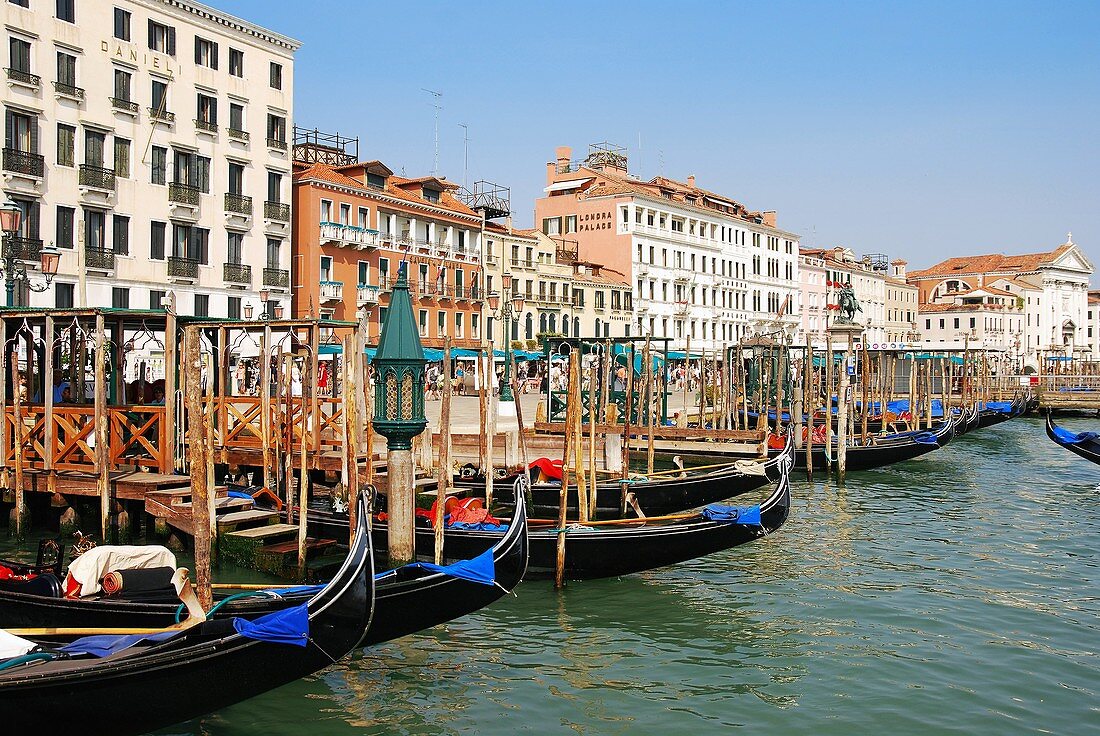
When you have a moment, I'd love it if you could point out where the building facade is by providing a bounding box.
[798,247,889,345]
[534,144,799,350]
[798,249,827,345]
[2,0,298,315]
[884,260,919,344]
[908,237,1093,371]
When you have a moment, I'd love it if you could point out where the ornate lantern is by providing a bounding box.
[372,261,427,449]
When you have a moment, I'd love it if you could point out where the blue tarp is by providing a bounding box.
[59,631,177,658]
[405,544,498,586]
[233,602,310,647]
[1052,426,1100,445]
[701,504,762,526]
[983,401,1013,413]
[887,399,945,418]
[227,490,254,501]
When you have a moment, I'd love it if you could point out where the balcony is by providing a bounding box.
[169,182,200,206]
[52,81,84,100]
[267,137,287,151]
[84,247,115,272]
[223,262,252,286]
[4,236,42,261]
[227,128,249,142]
[319,222,380,250]
[224,192,253,215]
[110,96,138,114]
[148,107,174,124]
[167,256,199,282]
[78,164,115,191]
[357,284,379,305]
[320,280,344,303]
[263,267,290,289]
[194,119,218,135]
[264,201,290,222]
[3,148,44,178]
[5,68,39,88]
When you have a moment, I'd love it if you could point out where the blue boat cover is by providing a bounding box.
[59,631,177,658]
[701,504,762,526]
[984,401,1013,413]
[1052,425,1100,445]
[448,521,510,532]
[405,544,497,586]
[886,399,944,418]
[227,489,253,500]
[233,602,310,647]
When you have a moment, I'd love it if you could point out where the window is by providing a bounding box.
[84,209,105,250]
[192,294,209,317]
[266,114,285,143]
[113,137,130,177]
[358,207,369,228]
[9,0,29,7]
[196,93,217,125]
[229,102,244,131]
[150,221,166,260]
[194,37,218,69]
[56,52,76,87]
[266,238,280,269]
[112,215,130,255]
[269,62,282,89]
[423,187,440,204]
[147,20,176,55]
[229,48,244,77]
[953,318,960,329]
[56,206,74,249]
[227,232,243,264]
[970,317,976,329]
[173,224,209,264]
[195,155,210,192]
[9,37,31,74]
[267,171,282,203]
[55,282,74,308]
[455,312,464,338]
[418,309,428,337]
[339,203,350,225]
[113,8,130,40]
[111,287,129,309]
[228,162,244,194]
[83,129,105,166]
[113,68,131,102]
[358,261,369,286]
[227,296,241,320]
[56,0,74,22]
[151,146,167,184]
[542,217,562,236]
[151,79,168,112]
[320,199,332,223]
[437,311,446,338]
[56,124,74,166]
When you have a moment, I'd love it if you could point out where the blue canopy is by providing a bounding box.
[404,544,498,586]
[233,602,310,647]
[1052,425,1100,445]
[701,504,762,525]
[667,351,704,360]
[887,399,945,418]
[983,401,1013,413]
[59,631,177,658]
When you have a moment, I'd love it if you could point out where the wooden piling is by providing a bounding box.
[183,328,213,611]
[43,316,55,494]
[482,342,495,511]
[555,351,578,589]
[860,341,870,444]
[94,314,109,541]
[260,327,272,493]
[297,350,310,578]
[434,338,452,565]
[342,334,360,544]
[643,338,655,476]
[805,335,814,481]
[10,336,25,537]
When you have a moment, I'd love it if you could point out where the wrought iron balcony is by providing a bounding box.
[78,164,115,190]
[264,201,290,222]
[224,192,252,215]
[5,68,39,87]
[148,107,174,123]
[320,280,344,302]
[4,236,42,261]
[84,247,115,271]
[194,119,218,134]
[357,284,379,305]
[3,148,44,177]
[267,137,287,151]
[168,256,199,280]
[227,128,249,142]
[52,81,84,99]
[110,97,138,113]
[168,182,200,206]
[263,267,289,288]
[223,262,252,285]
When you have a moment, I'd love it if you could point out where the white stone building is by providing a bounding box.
[799,246,888,345]
[2,0,298,316]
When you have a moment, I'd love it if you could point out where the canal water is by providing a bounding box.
[19,415,1100,734]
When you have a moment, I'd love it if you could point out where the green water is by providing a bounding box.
[14,417,1100,734]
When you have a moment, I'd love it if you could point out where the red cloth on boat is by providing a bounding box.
[802,424,830,445]
[0,566,34,582]
[529,457,563,481]
[427,497,501,527]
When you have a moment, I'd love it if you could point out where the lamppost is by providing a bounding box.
[488,272,525,413]
[243,289,284,320]
[0,198,60,307]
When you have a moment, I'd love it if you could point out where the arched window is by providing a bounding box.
[539,313,547,333]
[549,313,557,333]
[595,318,602,337]
[573,317,580,336]
[525,312,534,339]
[560,314,567,336]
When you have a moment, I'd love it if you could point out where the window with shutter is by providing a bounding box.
[150,222,166,260]
[112,215,130,255]
[114,8,131,40]
[56,206,74,248]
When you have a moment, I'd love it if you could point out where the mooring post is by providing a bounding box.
[94,313,109,541]
[183,327,213,611]
[434,338,452,565]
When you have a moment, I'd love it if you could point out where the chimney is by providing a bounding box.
[762,211,777,227]
[556,146,572,168]
[687,175,696,189]
[549,145,573,185]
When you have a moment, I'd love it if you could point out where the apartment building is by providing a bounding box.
[291,131,486,348]
[884,260,919,344]
[799,246,889,345]
[535,144,799,350]
[2,0,298,315]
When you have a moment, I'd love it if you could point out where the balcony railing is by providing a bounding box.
[320,280,344,302]
[267,137,287,151]
[84,247,115,271]
[148,107,174,123]
[110,96,138,113]
[4,236,42,261]
[357,284,379,304]
[227,128,249,142]
[167,256,199,280]
[319,222,381,248]
[168,182,200,206]
[78,164,115,190]
[5,68,39,87]
[263,267,289,288]
[3,148,44,177]
[264,201,290,222]
[194,119,218,133]
[53,81,84,99]
[224,192,252,215]
[223,262,252,285]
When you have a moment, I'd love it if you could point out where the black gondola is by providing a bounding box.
[0,494,375,736]
[975,394,1025,429]
[0,492,527,647]
[767,413,955,472]
[1045,413,1100,465]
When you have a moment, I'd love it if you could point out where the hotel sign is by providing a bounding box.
[578,210,613,232]
[101,40,178,77]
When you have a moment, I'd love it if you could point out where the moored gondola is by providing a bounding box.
[767,413,955,472]
[1045,413,1100,465]
[0,493,375,736]
[975,394,1025,429]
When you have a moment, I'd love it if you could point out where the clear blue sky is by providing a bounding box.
[219,0,1099,272]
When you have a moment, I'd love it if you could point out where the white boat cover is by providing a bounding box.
[66,545,177,597]
[0,629,35,659]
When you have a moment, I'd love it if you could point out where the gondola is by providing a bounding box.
[455,436,793,519]
[362,452,792,581]
[767,412,955,472]
[0,490,527,647]
[1045,413,1100,465]
[0,494,375,736]
[975,394,1025,429]
[955,405,980,436]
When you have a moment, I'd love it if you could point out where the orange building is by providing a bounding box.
[291,132,487,348]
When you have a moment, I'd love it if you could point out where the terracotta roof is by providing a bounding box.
[885,276,915,287]
[484,221,539,240]
[293,162,363,189]
[909,244,1073,279]
[919,302,1014,313]
[951,285,1015,298]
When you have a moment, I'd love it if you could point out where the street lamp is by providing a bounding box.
[243,289,283,321]
[488,272,525,406]
[1,197,60,307]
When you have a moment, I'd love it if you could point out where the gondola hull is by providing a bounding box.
[770,418,954,472]
[1045,413,1100,466]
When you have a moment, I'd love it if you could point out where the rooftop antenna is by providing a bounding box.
[422,88,442,175]
[458,123,469,190]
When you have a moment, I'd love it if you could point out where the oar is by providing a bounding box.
[635,460,745,478]
[9,627,179,637]
[206,583,306,591]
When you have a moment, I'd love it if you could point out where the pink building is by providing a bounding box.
[799,248,828,345]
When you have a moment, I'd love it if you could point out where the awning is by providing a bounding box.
[543,178,593,193]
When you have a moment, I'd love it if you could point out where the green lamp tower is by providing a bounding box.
[372,261,428,565]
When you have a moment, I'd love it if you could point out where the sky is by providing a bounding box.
[218,0,1099,273]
